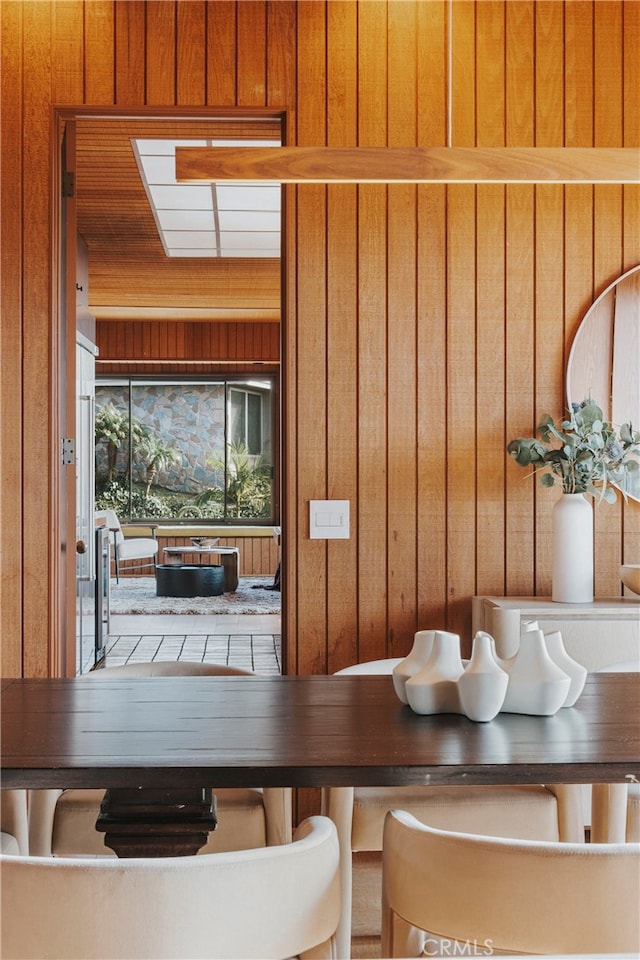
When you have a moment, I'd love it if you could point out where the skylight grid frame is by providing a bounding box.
[132,138,281,259]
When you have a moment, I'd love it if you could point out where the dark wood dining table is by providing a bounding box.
[2,672,638,856]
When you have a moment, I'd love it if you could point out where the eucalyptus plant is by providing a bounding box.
[507,399,640,502]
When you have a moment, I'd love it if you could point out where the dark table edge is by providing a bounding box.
[3,763,639,791]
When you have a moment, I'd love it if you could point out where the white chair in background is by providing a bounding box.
[381,809,640,958]
[322,658,585,958]
[28,662,291,857]
[0,789,29,855]
[95,508,158,582]
[591,659,640,842]
[2,815,340,960]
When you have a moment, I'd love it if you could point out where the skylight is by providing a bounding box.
[133,139,281,258]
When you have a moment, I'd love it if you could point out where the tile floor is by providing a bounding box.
[104,612,282,675]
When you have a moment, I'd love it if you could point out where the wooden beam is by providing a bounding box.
[91,306,280,322]
[175,146,640,185]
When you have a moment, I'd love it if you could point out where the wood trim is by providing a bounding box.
[0,0,24,676]
[176,146,640,184]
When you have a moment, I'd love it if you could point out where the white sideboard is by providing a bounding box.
[472,596,640,671]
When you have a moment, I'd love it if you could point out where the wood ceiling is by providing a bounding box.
[75,117,282,323]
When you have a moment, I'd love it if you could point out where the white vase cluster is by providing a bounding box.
[392,623,587,722]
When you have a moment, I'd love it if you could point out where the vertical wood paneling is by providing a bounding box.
[624,1,640,150]
[592,220,624,596]
[595,2,623,147]
[476,1,505,145]
[387,1,418,654]
[505,186,536,597]
[266,1,296,113]
[0,0,24,675]
[146,1,176,104]
[295,180,329,676]
[325,2,358,673]
[84,1,115,104]
[504,1,536,599]
[593,3,625,597]
[356,0,389,664]
[290,0,326,824]
[236,1,266,106]
[448,2,477,641]
[533,2,566,596]
[622,0,640,581]
[476,186,507,598]
[295,1,328,678]
[475,3,506,601]
[593,180,625,597]
[206,0,237,105]
[177,0,205,105]
[535,0,564,146]
[533,185,564,597]
[565,1,593,146]
[446,185,477,643]
[96,321,279,363]
[416,1,448,629]
[114,0,145,104]
[326,182,358,672]
[2,0,639,686]
[52,0,84,102]
[451,0,475,146]
[21,1,53,676]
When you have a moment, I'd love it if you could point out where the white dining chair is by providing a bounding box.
[0,789,29,855]
[381,809,640,958]
[322,658,585,958]
[2,815,340,960]
[95,508,158,582]
[28,662,291,857]
[591,660,640,842]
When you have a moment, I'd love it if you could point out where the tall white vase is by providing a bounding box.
[392,630,436,704]
[552,493,594,603]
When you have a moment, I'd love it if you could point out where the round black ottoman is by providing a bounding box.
[156,564,224,598]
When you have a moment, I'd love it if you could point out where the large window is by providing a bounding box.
[230,387,263,455]
[95,377,276,524]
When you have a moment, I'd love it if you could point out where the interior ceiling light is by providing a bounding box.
[132,138,281,258]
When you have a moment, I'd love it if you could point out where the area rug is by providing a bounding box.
[109,576,280,616]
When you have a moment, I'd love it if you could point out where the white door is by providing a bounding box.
[76,333,98,674]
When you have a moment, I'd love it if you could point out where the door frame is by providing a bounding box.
[51,105,288,676]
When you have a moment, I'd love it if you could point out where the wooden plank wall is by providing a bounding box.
[1,1,639,686]
[96,319,280,376]
[152,536,278,579]
[116,536,277,579]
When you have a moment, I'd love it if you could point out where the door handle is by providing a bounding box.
[76,540,87,554]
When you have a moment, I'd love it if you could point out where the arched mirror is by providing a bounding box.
[566,264,640,501]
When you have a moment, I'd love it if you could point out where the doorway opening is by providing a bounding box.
[56,107,285,676]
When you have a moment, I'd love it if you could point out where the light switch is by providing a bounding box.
[309,500,350,539]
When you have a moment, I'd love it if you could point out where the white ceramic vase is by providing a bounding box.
[392,630,436,704]
[501,627,571,716]
[405,630,464,715]
[543,630,588,707]
[552,493,594,603]
[496,619,540,671]
[458,631,509,722]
